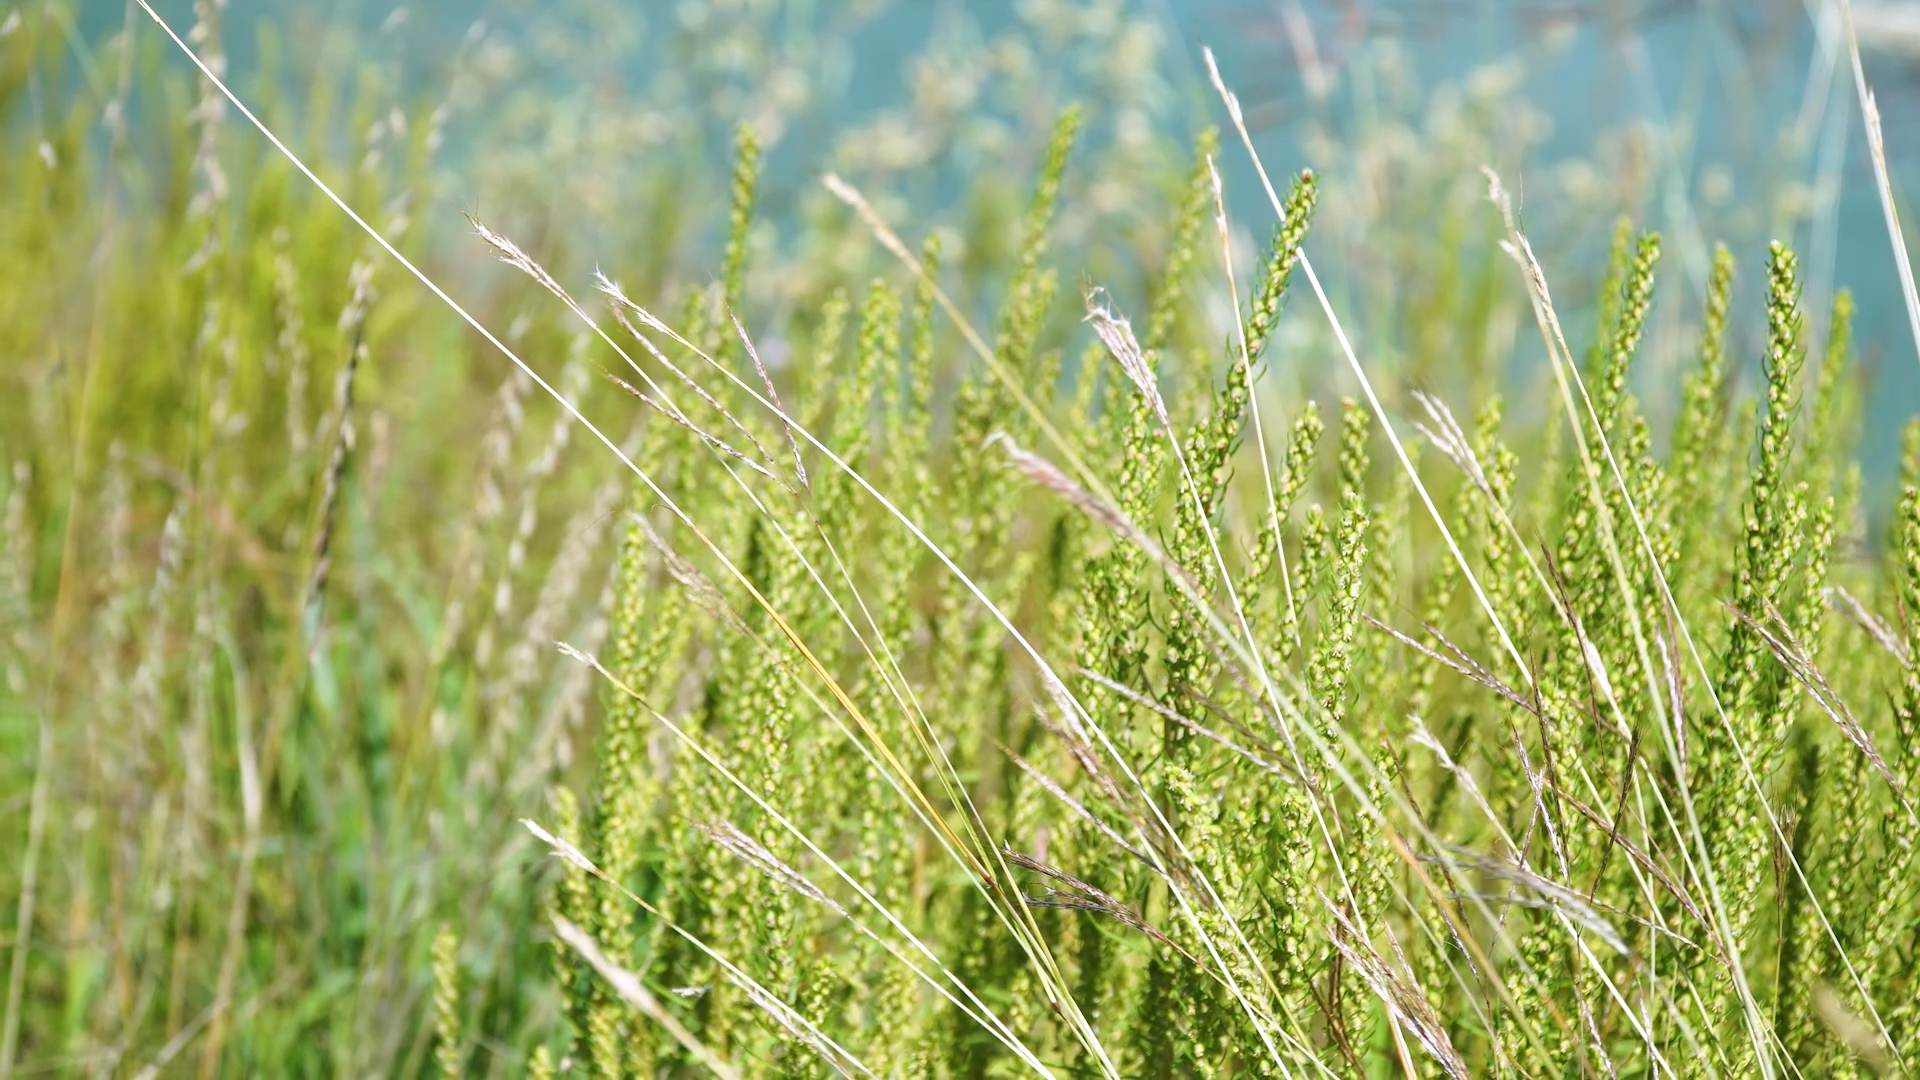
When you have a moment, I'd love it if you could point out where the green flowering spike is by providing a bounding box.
[1408,520,1460,721]
[1804,289,1855,495]
[586,509,681,1080]
[1753,243,1808,542]
[1774,735,1825,1061]
[995,106,1080,381]
[1010,270,1058,391]
[1076,134,1220,740]
[1370,445,1410,615]
[1688,243,1814,1069]
[1858,483,1920,1002]
[1671,245,1735,541]
[1262,776,1320,1015]
[715,515,813,1041]
[680,280,716,368]
[1337,397,1369,503]
[1147,127,1220,355]
[890,233,943,481]
[551,787,594,1049]
[1282,402,1325,514]
[432,924,463,1080]
[1471,396,1522,629]
[1243,170,1319,361]
[1582,216,1635,382]
[1023,106,1080,272]
[528,1043,555,1080]
[1774,492,1836,739]
[583,568,645,1068]
[718,123,761,361]
[821,279,899,530]
[1310,490,1369,732]
[1259,403,1323,663]
[801,287,852,435]
[1251,400,1325,546]
[1546,228,1660,717]
[862,248,945,697]
[1724,241,1808,717]
[1614,408,1670,616]
[1162,194,1339,731]
[949,112,1077,563]
[1114,354,1165,529]
[867,945,923,1073]
[1896,478,1920,765]
[910,234,942,410]
[1300,503,1333,607]
[1524,403,1567,553]
[1814,748,1874,1077]
[1169,166,1321,648]
[1067,338,1107,448]
[1593,231,1661,439]
[1245,401,1322,660]
[586,995,635,1080]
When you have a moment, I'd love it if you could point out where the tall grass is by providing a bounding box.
[3,1,1917,1076]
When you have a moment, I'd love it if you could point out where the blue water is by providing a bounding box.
[94,1,1920,476]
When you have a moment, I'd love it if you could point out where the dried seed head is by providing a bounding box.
[522,817,598,875]
[698,821,846,918]
[1084,289,1167,428]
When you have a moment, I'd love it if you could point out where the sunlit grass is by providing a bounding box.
[2,2,1917,1077]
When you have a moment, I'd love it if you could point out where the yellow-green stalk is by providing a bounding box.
[431,924,462,1080]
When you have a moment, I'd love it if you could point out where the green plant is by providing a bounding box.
[4,2,1918,1077]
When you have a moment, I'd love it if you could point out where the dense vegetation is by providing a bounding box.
[2,2,1915,1077]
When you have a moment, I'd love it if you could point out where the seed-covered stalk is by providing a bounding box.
[550,786,595,1053]
[1705,242,1810,1068]
[585,506,684,1079]
[1320,484,1381,1050]
[951,107,1077,554]
[1144,127,1218,355]
[1250,404,1323,664]
[1774,735,1825,1062]
[1623,412,1676,596]
[716,123,760,362]
[1897,425,1920,769]
[801,287,853,436]
[1407,527,1459,722]
[1164,171,1319,755]
[1552,229,1660,723]
[1242,171,1319,363]
[1581,216,1635,384]
[432,924,462,1080]
[1337,396,1369,504]
[820,278,899,539]
[1861,478,1920,995]
[1723,241,1808,723]
[1310,437,1369,738]
[1470,396,1521,632]
[996,105,1080,387]
[1549,223,1648,635]
[1593,231,1661,440]
[1671,245,1736,574]
[1079,128,1216,732]
[887,234,943,503]
[857,263,936,1076]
